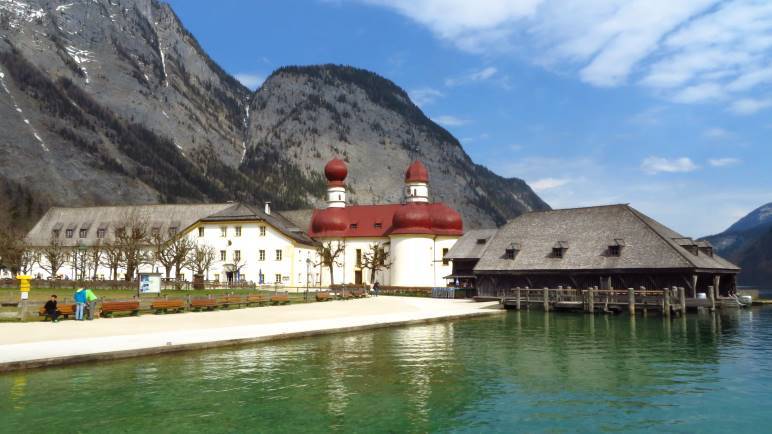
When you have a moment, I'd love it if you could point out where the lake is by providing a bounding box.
[2,308,772,433]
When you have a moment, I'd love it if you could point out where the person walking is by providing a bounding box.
[73,287,87,321]
[84,288,98,320]
[44,294,59,323]
[372,281,380,297]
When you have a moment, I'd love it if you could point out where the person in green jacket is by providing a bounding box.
[84,288,98,320]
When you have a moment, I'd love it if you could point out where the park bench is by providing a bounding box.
[150,299,185,314]
[246,294,267,306]
[270,293,290,305]
[100,301,140,317]
[38,304,76,320]
[190,298,218,311]
[221,296,245,309]
[338,291,354,300]
[315,292,331,302]
[352,289,367,298]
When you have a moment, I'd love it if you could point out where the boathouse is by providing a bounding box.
[470,204,740,298]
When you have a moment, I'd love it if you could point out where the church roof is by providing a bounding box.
[308,203,463,238]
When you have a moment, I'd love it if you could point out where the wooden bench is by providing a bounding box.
[338,291,354,300]
[100,301,140,317]
[246,294,267,306]
[221,296,245,308]
[190,298,218,311]
[315,292,331,302]
[151,299,185,314]
[270,294,290,305]
[353,290,367,298]
[39,304,76,320]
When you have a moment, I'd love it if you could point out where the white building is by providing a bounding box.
[307,158,463,287]
[23,159,465,288]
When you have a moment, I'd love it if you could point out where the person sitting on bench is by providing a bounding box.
[44,295,58,323]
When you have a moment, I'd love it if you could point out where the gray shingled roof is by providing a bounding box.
[26,203,316,247]
[280,208,315,233]
[445,229,498,259]
[474,204,740,273]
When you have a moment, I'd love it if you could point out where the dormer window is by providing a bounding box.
[504,242,521,259]
[350,223,358,229]
[609,239,625,257]
[674,238,699,256]
[52,229,60,238]
[79,229,88,238]
[552,241,568,258]
[65,229,74,238]
[97,229,106,239]
[374,222,382,229]
[476,238,487,245]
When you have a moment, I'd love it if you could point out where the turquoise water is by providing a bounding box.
[2,309,772,433]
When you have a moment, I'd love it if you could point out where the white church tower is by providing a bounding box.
[324,158,348,208]
[404,160,429,203]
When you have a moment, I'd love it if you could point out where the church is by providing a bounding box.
[307,158,463,287]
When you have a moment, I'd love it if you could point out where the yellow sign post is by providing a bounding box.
[16,275,32,300]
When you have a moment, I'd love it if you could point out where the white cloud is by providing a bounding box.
[357,0,772,112]
[235,73,265,90]
[729,97,772,115]
[709,157,741,167]
[530,177,570,192]
[641,156,698,174]
[445,66,498,86]
[409,87,444,106]
[703,127,730,139]
[432,115,471,126]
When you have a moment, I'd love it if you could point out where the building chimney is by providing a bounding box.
[264,201,271,215]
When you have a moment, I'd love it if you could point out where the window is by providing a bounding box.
[214,273,220,282]
[504,243,520,260]
[350,223,358,229]
[220,226,227,237]
[275,249,283,261]
[259,226,266,236]
[275,274,282,284]
[151,227,160,237]
[220,250,226,261]
[168,227,177,237]
[476,238,487,245]
[259,250,265,261]
[442,248,449,265]
[234,250,241,261]
[97,229,105,239]
[65,229,74,238]
[235,226,242,237]
[52,229,60,238]
[356,249,362,267]
[374,222,382,229]
[552,248,564,258]
[115,227,125,238]
[609,245,621,257]
[198,227,204,237]
[79,229,88,238]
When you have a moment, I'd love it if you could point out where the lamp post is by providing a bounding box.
[305,258,311,302]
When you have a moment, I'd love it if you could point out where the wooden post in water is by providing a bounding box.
[708,285,715,312]
[525,287,530,310]
[543,287,549,311]
[663,287,671,317]
[678,287,687,315]
[588,286,595,313]
[627,288,635,315]
[515,287,521,311]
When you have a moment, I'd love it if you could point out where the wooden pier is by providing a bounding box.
[493,286,720,316]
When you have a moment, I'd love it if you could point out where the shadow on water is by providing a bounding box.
[2,308,772,433]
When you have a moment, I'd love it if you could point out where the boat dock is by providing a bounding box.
[481,286,732,315]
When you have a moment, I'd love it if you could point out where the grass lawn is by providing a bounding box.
[0,288,315,304]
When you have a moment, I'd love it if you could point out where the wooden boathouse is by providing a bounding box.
[452,204,740,305]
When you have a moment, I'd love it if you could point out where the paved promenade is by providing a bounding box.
[0,297,502,371]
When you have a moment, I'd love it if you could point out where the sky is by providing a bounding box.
[166,0,772,237]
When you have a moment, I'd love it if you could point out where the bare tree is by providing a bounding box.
[101,240,123,280]
[361,242,391,284]
[115,212,149,281]
[0,225,31,276]
[69,245,91,281]
[315,241,345,286]
[186,244,216,279]
[149,231,176,278]
[88,241,103,279]
[38,236,67,279]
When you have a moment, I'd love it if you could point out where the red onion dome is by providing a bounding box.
[311,207,347,234]
[392,203,433,234]
[324,158,348,185]
[405,160,429,183]
[431,205,463,232]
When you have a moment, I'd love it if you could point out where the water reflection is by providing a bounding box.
[1,309,770,433]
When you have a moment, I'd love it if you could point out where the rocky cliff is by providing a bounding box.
[0,0,548,231]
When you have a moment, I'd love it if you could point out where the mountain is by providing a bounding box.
[702,202,772,286]
[0,0,548,232]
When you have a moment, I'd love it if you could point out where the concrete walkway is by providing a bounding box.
[0,297,502,371]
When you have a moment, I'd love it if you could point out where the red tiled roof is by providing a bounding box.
[309,203,463,238]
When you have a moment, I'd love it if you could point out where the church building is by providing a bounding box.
[308,158,464,287]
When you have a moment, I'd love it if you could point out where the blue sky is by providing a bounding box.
[166,0,772,237]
